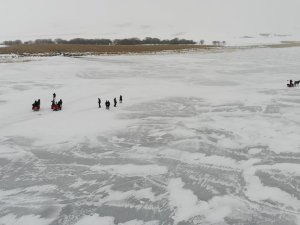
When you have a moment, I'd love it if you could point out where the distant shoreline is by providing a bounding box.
[264,41,300,48]
[0,44,216,57]
[1,41,300,57]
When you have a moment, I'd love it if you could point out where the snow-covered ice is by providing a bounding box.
[0,47,300,225]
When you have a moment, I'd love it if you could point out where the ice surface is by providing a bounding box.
[0,47,300,225]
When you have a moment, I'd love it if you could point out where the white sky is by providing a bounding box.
[1,0,300,43]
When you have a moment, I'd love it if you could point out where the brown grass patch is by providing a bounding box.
[0,44,215,55]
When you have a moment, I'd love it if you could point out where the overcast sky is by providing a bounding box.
[1,0,300,42]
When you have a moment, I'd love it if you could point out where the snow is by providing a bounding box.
[74,215,115,225]
[0,47,300,224]
[168,178,243,224]
[0,214,54,225]
[91,164,168,177]
[243,163,300,211]
[74,215,159,225]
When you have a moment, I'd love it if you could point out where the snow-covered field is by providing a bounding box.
[0,47,300,225]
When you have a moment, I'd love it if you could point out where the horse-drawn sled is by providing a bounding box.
[287,80,300,88]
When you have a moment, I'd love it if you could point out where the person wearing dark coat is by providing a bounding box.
[98,98,101,108]
[114,98,117,107]
[107,101,110,110]
[58,99,63,108]
[32,100,37,107]
[119,95,123,103]
[53,93,56,102]
[32,99,40,110]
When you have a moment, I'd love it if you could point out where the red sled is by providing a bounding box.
[51,104,62,111]
[32,106,40,111]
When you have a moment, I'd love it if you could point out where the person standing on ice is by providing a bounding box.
[32,100,37,107]
[58,99,63,108]
[114,98,117,107]
[106,100,110,109]
[119,95,123,103]
[53,93,56,102]
[98,98,101,108]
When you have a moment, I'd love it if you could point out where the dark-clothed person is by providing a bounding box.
[98,98,101,108]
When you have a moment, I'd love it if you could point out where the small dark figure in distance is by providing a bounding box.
[105,101,108,109]
[32,100,37,107]
[53,93,56,101]
[58,99,63,109]
[32,100,40,111]
[294,80,300,87]
[287,80,294,88]
[119,95,123,103]
[98,98,101,108]
[106,100,110,110]
[114,98,117,107]
[51,101,56,110]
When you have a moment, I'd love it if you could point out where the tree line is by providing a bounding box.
[2,37,198,46]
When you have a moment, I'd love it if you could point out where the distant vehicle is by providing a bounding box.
[287,80,300,88]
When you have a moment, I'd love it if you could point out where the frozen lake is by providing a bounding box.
[0,47,300,225]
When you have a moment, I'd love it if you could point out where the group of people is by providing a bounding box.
[33,93,123,112]
[51,93,63,111]
[287,79,300,87]
[98,95,123,110]
[32,93,63,111]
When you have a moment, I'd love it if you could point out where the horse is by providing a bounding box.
[294,80,300,87]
